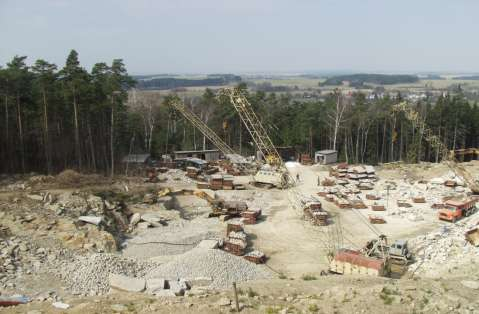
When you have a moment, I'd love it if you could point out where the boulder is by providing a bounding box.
[216,297,231,306]
[168,280,185,296]
[109,273,145,292]
[129,213,141,226]
[461,280,479,290]
[78,216,102,226]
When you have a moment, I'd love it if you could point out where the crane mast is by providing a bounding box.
[169,97,237,157]
[392,102,479,193]
[220,88,283,167]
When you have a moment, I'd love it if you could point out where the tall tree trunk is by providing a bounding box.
[381,117,387,163]
[42,88,51,174]
[4,94,9,172]
[110,96,115,177]
[87,119,96,172]
[72,87,82,170]
[390,116,396,162]
[16,93,25,173]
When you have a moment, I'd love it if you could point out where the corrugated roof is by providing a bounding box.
[122,154,150,163]
[315,150,337,155]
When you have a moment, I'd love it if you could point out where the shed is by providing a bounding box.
[174,149,221,162]
[315,150,337,165]
[121,154,151,164]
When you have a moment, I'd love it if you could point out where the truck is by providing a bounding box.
[438,199,477,223]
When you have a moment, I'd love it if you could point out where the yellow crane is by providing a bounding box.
[168,96,248,167]
[392,102,479,193]
[219,87,292,188]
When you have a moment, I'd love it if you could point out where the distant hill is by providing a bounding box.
[134,74,241,90]
[323,74,419,87]
[453,75,479,80]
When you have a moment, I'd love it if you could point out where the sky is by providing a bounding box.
[1,0,479,75]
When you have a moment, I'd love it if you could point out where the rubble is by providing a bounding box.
[408,218,479,277]
[51,253,158,295]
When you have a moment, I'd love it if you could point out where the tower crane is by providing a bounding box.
[392,102,479,194]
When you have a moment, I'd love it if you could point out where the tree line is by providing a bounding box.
[1,51,478,175]
[135,84,479,167]
[0,50,134,175]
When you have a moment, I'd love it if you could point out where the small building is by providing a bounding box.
[173,149,221,162]
[315,150,337,165]
[122,154,151,164]
[174,157,208,171]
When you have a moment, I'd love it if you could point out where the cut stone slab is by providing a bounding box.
[461,280,479,290]
[27,194,44,201]
[111,304,128,312]
[196,239,219,249]
[137,222,151,229]
[109,273,146,292]
[52,302,70,309]
[78,216,103,226]
[185,277,213,287]
[154,290,176,297]
[141,213,163,223]
[146,278,166,294]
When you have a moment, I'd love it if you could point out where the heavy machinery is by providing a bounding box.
[362,235,412,265]
[219,88,292,188]
[438,198,477,222]
[392,102,479,194]
[168,97,250,172]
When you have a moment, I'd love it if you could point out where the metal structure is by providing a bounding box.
[392,102,479,193]
[220,88,283,167]
[169,97,236,157]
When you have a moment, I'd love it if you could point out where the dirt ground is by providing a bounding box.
[1,162,479,313]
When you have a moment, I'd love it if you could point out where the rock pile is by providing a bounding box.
[51,253,158,296]
[147,248,272,289]
[409,218,479,277]
[0,236,48,289]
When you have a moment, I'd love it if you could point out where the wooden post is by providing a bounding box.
[232,282,240,312]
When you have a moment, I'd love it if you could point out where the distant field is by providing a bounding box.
[248,78,322,88]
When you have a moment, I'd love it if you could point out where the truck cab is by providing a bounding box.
[389,239,411,261]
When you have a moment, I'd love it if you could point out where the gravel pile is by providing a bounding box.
[52,253,158,295]
[147,248,272,289]
[123,217,222,259]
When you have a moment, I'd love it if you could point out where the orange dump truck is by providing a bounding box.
[438,199,477,223]
[329,249,388,277]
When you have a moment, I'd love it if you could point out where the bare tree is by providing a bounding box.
[328,89,347,151]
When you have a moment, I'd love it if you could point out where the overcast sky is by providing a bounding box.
[1,0,478,75]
